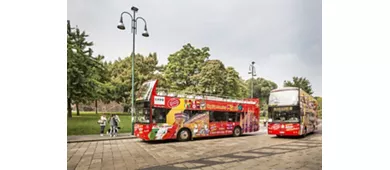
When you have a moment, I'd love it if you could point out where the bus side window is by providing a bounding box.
[235,112,241,122]
[152,108,168,123]
[183,110,192,120]
[223,112,229,122]
[213,111,221,121]
[191,110,201,118]
[209,111,216,122]
[214,111,226,121]
[228,112,235,122]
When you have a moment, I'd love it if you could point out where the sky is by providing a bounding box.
[67,0,322,96]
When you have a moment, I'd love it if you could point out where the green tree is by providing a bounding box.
[237,78,249,98]
[197,60,226,95]
[87,55,113,114]
[108,53,160,112]
[246,78,278,102]
[163,43,210,91]
[67,20,103,117]
[283,77,314,95]
[224,67,244,98]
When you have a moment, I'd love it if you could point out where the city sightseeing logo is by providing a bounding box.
[272,124,280,130]
[168,98,180,108]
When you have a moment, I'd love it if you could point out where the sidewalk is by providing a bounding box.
[68,124,271,143]
[67,133,136,143]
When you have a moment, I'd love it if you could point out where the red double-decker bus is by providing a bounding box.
[133,80,260,141]
[267,87,318,137]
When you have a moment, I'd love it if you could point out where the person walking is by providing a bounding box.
[109,114,119,137]
[115,114,121,125]
[98,114,107,136]
[115,114,121,133]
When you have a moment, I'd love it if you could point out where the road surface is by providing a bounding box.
[68,126,321,170]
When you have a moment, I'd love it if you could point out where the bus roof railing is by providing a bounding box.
[271,87,299,92]
[156,88,257,104]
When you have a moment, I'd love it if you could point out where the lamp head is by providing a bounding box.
[131,6,139,12]
[117,17,125,30]
[142,25,149,37]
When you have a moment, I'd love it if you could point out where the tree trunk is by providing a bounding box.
[95,100,98,114]
[76,103,80,115]
[123,106,129,113]
[67,97,72,118]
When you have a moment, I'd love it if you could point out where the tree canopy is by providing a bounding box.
[106,53,160,112]
[67,21,106,117]
[163,43,210,92]
[283,77,314,95]
[66,21,319,117]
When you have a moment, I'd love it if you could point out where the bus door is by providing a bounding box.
[225,112,235,135]
[209,111,221,136]
[215,111,229,135]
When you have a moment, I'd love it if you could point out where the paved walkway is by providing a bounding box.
[67,129,321,170]
[68,133,136,143]
[68,124,270,143]
[67,124,268,143]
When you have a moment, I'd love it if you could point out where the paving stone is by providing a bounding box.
[68,129,322,170]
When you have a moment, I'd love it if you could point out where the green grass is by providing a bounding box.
[67,112,133,136]
[260,117,268,120]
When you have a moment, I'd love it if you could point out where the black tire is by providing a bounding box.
[233,126,241,137]
[177,129,191,141]
[302,127,307,137]
[312,125,316,133]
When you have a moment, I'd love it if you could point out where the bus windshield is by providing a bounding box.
[136,80,156,101]
[269,90,299,106]
[269,107,300,123]
[135,102,151,123]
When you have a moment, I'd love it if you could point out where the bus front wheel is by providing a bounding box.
[233,127,241,137]
[178,129,191,141]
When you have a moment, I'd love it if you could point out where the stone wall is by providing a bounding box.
[72,101,125,113]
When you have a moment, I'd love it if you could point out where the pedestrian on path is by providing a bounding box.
[115,114,121,133]
[98,114,107,136]
[108,114,119,137]
[115,114,121,126]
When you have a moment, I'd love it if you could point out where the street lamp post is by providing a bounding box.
[248,61,256,98]
[117,6,149,135]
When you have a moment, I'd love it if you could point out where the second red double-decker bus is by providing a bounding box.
[133,80,260,141]
[267,87,318,137]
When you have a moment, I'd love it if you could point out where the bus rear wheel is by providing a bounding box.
[178,129,191,141]
[233,127,241,137]
[302,127,307,137]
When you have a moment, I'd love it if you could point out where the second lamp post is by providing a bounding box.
[117,6,149,135]
[248,61,256,98]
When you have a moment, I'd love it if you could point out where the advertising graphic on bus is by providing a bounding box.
[267,87,318,137]
[133,80,260,141]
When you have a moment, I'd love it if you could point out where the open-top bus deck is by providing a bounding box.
[133,80,260,141]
